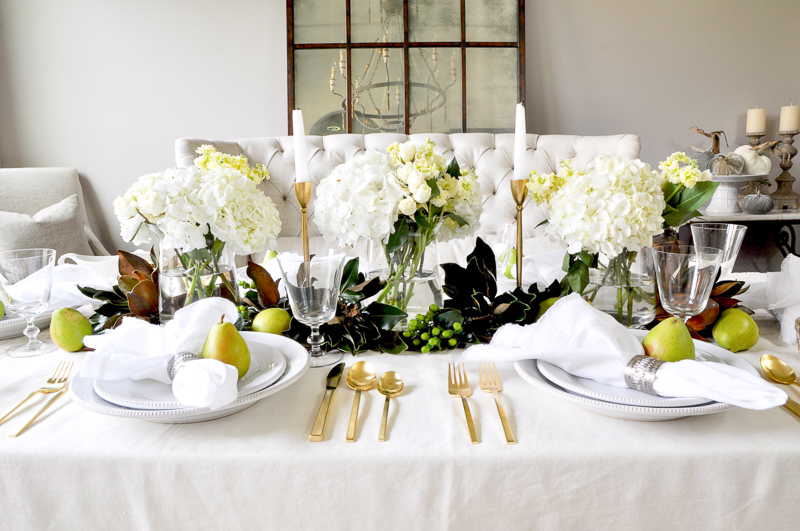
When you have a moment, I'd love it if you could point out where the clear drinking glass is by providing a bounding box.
[277,251,346,368]
[690,223,747,280]
[0,249,57,357]
[652,245,723,322]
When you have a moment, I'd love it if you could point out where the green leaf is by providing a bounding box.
[386,218,410,254]
[445,212,468,227]
[426,178,441,203]
[445,157,461,177]
[664,181,719,227]
[566,260,589,294]
[362,302,407,331]
[414,212,432,228]
[339,258,360,291]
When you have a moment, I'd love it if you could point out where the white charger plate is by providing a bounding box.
[535,331,756,408]
[92,343,287,410]
[70,332,309,423]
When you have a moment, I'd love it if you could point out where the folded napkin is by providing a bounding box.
[461,294,787,410]
[493,246,567,288]
[81,298,240,410]
[767,254,800,345]
[1,264,112,314]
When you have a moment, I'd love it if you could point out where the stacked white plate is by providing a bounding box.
[70,332,310,423]
[514,330,758,421]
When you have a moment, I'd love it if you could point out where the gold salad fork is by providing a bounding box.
[0,361,73,434]
[448,363,478,444]
[479,362,516,444]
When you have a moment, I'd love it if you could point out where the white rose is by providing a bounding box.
[412,183,431,203]
[398,196,417,216]
[398,141,417,164]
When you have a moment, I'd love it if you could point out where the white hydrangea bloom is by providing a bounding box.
[545,155,665,260]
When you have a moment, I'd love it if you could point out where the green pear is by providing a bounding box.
[641,317,695,362]
[50,307,93,352]
[535,297,559,321]
[202,315,250,379]
[252,308,291,335]
[0,300,5,319]
[712,308,759,353]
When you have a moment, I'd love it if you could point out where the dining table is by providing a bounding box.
[1,295,799,530]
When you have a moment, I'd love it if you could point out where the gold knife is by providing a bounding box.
[10,386,69,438]
[309,363,344,442]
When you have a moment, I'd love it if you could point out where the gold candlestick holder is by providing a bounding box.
[746,132,766,148]
[295,181,313,262]
[510,179,529,288]
[771,131,799,210]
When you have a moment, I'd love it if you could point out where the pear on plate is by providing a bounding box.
[641,317,695,362]
[201,315,250,379]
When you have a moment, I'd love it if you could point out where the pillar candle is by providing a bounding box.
[779,104,800,132]
[513,103,527,181]
[293,109,310,183]
[746,107,766,134]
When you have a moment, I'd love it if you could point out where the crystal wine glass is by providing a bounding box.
[277,251,346,368]
[0,249,57,357]
[690,223,747,280]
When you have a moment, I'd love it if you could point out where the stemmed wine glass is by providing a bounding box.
[690,223,747,280]
[0,249,57,357]
[277,251,346,368]
[652,245,723,360]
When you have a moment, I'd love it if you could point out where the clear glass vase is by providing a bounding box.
[368,226,443,329]
[583,247,656,328]
[158,241,238,322]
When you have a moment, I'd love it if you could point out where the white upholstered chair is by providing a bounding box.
[175,133,641,262]
[0,167,109,257]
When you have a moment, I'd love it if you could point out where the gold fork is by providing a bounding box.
[479,362,516,445]
[10,384,70,437]
[448,363,478,444]
[0,361,73,427]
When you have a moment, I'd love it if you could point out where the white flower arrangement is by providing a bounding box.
[114,146,281,256]
[658,152,713,188]
[529,155,665,260]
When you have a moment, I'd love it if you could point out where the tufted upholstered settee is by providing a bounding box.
[175,133,640,263]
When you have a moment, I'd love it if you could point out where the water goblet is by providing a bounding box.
[0,249,57,357]
[277,251,346,368]
[690,223,747,280]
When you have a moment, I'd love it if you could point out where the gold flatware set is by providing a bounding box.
[309,361,404,442]
[449,362,516,444]
[0,360,73,437]
[760,354,800,420]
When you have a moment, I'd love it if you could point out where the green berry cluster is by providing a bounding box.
[401,304,465,353]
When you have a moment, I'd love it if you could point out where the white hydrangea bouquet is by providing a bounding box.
[114,146,281,319]
[313,139,482,314]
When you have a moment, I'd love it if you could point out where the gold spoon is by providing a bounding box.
[377,371,404,442]
[345,361,376,442]
[760,354,800,389]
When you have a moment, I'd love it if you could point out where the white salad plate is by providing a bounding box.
[0,310,55,340]
[92,343,287,410]
[515,331,759,421]
[71,332,309,423]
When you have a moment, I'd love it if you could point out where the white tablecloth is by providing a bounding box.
[0,313,798,530]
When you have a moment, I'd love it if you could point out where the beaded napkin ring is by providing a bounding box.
[167,352,200,381]
[624,355,665,396]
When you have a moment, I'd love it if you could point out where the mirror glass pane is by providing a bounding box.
[409,0,461,42]
[465,0,518,42]
[466,48,517,132]
[294,0,345,44]
[410,47,461,134]
[350,47,405,133]
[295,49,348,135]
[352,0,403,43]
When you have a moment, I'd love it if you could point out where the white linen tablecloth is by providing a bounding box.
[0,312,799,530]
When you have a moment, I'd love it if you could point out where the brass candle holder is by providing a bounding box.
[746,132,766,148]
[771,131,799,210]
[510,179,528,288]
[294,181,313,262]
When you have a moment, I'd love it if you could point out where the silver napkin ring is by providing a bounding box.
[167,352,200,381]
[624,355,665,396]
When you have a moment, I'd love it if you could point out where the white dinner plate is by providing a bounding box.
[0,310,55,340]
[535,331,756,408]
[92,342,287,410]
[70,332,309,423]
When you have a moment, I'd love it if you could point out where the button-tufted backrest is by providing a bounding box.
[175,133,640,241]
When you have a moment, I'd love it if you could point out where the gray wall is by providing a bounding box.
[1,0,799,258]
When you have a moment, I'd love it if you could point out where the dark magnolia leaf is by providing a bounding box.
[149,246,159,270]
[711,281,746,298]
[386,218,410,254]
[91,289,127,304]
[441,263,471,298]
[131,279,158,304]
[247,261,280,307]
[340,258,360,292]
[112,285,127,299]
[351,276,384,300]
[714,297,741,311]
[78,285,103,298]
[118,275,139,295]
[119,250,153,279]
[362,302,407,331]
[433,309,464,329]
[446,157,461,177]
[493,303,511,315]
[379,335,407,354]
[414,211,432,228]
[127,290,159,317]
[96,301,125,317]
[131,270,150,282]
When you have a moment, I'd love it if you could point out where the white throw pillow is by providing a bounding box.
[0,194,93,258]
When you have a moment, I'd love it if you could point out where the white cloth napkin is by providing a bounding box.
[766,254,800,345]
[1,264,112,313]
[81,298,240,410]
[461,294,787,410]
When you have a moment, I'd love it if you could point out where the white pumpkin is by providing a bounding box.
[733,143,774,175]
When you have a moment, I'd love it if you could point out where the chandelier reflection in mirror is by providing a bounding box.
[289,0,523,135]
